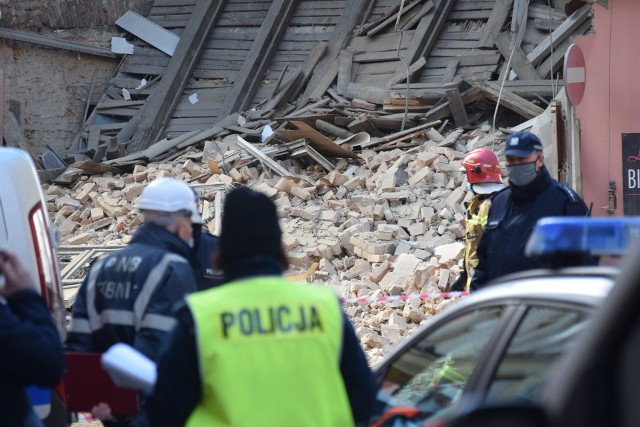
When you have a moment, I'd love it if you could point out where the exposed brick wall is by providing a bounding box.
[0,29,119,157]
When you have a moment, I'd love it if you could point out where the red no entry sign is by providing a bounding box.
[564,44,586,106]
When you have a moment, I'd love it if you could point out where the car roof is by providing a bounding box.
[461,266,617,307]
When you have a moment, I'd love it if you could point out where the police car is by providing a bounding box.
[367,218,640,427]
[0,148,68,426]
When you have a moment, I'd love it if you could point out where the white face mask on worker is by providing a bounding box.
[507,161,538,186]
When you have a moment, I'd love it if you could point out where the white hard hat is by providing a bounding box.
[137,177,202,223]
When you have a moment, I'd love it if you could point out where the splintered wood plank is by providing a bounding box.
[478,0,513,48]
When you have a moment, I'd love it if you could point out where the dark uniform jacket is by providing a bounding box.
[1,290,65,427]
[190,232,224,291]
[132,256,377,427]
[65,224,197,361]
[471,166,590,290]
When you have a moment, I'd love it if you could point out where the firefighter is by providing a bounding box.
[450,148,505,292]
[133,187,377,427]
[65,177,200,426]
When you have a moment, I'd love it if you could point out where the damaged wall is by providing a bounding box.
[0,30,119,156]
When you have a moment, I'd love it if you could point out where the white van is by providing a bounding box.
[0,147,67,426]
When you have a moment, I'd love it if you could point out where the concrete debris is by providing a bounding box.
[46,125,509,366]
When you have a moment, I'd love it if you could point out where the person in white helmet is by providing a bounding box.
[65,177,200,426]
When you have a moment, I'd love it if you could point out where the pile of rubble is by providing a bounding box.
[46,120,506,365]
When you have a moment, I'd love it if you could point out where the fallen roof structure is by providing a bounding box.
[40,0,591,172]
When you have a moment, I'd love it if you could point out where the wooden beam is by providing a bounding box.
[0,28,117,58]
[288,42,328,103]
[475,80,545,119]
[478,0,513,48]
[301,0,371,104]
[442,59,460,83]
[123,0,226,154]
[495,33,541,81]
[389,0,453,85]
[444,82,469,127]
[337,50,353,95]
[366,0,423,37]
[387,57,427,86]
[526,4,591,67]
[219,0,299,117]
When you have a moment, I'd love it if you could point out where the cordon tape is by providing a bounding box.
[340,291,470,305]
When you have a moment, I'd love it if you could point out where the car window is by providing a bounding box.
[485,305,590,403]
[375,306,506,420]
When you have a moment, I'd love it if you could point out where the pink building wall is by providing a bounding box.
[575,0,640,216]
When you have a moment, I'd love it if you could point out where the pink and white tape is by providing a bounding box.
[340,291,470,305]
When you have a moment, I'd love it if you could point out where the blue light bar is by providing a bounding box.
[526,217,640,258]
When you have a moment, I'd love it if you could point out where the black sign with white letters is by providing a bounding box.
[622,133,640,215]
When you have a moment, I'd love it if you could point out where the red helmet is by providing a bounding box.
[462,148,502,184]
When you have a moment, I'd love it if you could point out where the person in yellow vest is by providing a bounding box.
[450,148,505,292]
[133,187,377,427]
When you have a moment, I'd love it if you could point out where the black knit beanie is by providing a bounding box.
[219,187,282,267]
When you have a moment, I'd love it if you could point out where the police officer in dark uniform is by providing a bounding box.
[189,189,224,290]
[471,131,592,290]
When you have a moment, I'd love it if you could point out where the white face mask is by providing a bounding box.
[507,159,538,186]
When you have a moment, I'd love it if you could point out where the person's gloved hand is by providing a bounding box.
[450,271,468,292]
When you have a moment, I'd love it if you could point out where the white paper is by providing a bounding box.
[189,93,199,104]
[135,79,147,90]
[101,343,156,392]
[111,37,134,55]
[261,125,274,142]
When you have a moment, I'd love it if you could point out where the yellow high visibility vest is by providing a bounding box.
[464,194,492,290]
[186,276,354,427]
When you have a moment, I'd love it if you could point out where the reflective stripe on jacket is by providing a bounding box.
[65,224,197,360]
[186,276,354,427]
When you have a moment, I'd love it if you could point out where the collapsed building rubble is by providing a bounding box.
[1,0,593,364]
[48,120,510,365]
